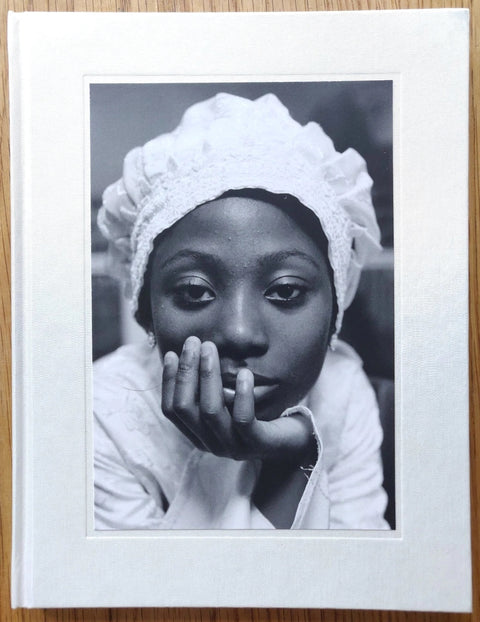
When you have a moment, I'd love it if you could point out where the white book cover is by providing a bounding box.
[9,9,470,611]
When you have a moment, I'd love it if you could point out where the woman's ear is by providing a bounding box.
[328,319,336,343]
[327,294,338,342]
[134,290,153,334]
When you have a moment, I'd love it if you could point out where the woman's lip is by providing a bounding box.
[222,384,280,404]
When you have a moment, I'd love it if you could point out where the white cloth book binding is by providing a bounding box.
[8,9,471,610]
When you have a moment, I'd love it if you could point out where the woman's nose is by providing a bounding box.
[213,290,268,359]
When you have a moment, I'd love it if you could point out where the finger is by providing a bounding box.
[230,368,266,458]
[172,336,201,425]
[162,350,178,416]
[199,341,234,447]
[173,338,225,454]
[232,368,255,429]
[162,350,206,451]
[230,375,313,462]
[199,341,223,414]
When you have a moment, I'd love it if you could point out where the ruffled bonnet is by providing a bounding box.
[98,92,381,338]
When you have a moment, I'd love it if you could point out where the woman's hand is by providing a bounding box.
[161,336,317,466]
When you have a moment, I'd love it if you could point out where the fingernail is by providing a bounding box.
[201,341,215,355]
[164,351,176,366]
[182,337,197,358]
[201,349,213,372]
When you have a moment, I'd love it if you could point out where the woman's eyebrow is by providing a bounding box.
[158,249,321,271]
[258,250,322,270]
[158,250,220,270]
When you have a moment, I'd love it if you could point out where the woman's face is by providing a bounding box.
[149,196,334,421]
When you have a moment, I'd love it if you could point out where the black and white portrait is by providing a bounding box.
[90,82,394,530]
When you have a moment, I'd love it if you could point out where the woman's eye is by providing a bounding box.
[173,282,215,308]
[265,282,307,305]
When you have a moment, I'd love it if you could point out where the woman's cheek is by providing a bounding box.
[285,341,325,392]
[278,306,331,386]
[152,303,211,356]
[152,303,191,355]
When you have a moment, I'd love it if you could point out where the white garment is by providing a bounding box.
[94,339,389,530]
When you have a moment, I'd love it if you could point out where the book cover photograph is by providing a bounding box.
[91,80,394,532]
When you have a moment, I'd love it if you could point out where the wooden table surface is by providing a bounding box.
[1,0,478,620]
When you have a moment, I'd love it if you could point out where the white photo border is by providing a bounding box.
[85,74,398,539]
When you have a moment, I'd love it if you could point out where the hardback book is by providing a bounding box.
[9,9,471,610]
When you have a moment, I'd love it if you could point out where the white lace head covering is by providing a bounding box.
[98,92,381,339]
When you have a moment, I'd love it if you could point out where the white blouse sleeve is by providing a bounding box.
[94,414,166,530]
[327,367,390,530]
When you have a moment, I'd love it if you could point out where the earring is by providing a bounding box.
[147,331,157,348]
[329,334,337,351]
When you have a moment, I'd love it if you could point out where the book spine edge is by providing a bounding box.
[9,12,33,609]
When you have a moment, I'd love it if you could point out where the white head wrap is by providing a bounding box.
[98,92,381,337]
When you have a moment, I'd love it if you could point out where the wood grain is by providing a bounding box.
[1,0,478,620]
